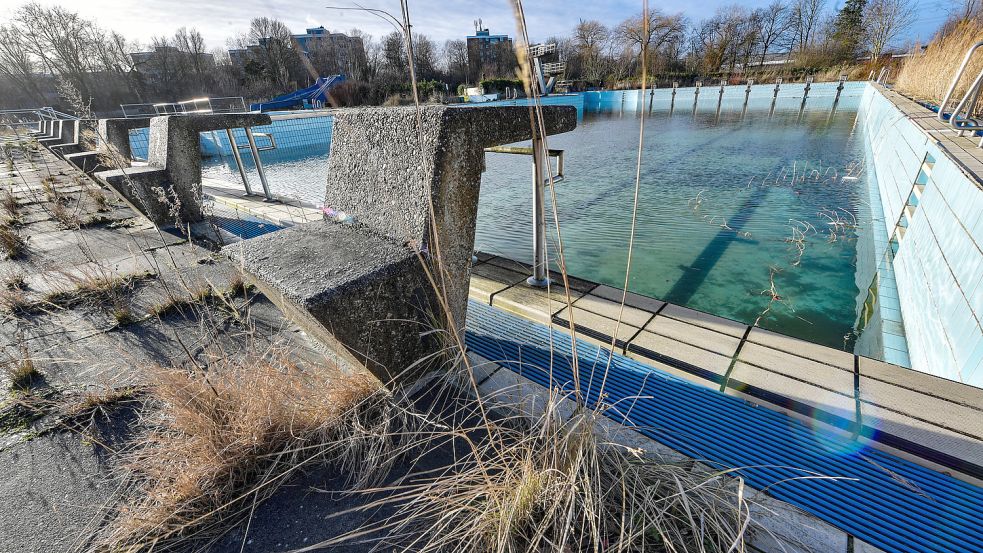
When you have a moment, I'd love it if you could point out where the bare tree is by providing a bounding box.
[247,17,299,91]
[791,0,828,51]
[442,39,469,85]
[757,1,795,65]
[865,0,917,58]
[0,25,43,100]
[575,19,609,83]
[15,3,100,99]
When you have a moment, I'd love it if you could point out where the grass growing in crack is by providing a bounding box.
[51,200,81,229]
[2,346,39,392]
[0,224,26,259]
[43,271,150,311]
[86,186,111,212]
[41,175,58,201]
[1,190,20,223]
[94,354,399,551]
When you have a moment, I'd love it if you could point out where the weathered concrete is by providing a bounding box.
[95,113,270,226]
[323,105,577,335]
[49,119,97,158]
[229,105,576,383]
[226,221,438,382]
[38,119,77,147]
[98,117,152,163]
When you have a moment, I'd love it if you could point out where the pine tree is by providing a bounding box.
[831,0,868,61]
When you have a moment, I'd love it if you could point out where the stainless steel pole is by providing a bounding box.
[226,129,253,196]
[244,127,273,201]
[527,136,549,287]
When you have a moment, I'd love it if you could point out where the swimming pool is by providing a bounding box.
[197,82,891,356]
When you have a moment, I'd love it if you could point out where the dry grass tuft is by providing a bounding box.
[895,20,983,110]
[2,345,39,391]
[354,390,757,553]
[95,355,401,551]
[52,200,81,229]
[43,270,149,311]
[0,224,26,259]
[1,190,20,220]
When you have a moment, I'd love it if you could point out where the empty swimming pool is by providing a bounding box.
[199,82,886,355]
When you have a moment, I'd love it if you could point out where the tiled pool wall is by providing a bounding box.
[858,84,983,385]
[480,81,865,116]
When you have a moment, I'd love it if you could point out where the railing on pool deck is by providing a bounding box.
[939,40,983,146]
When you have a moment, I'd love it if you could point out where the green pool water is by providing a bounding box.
[475,93,868,350]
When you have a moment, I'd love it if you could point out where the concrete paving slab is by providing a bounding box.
[553,305,642,347]
[658,303,748,338]
[0,433,114,553]
[588,284,666,314]
[859,375,983,439]
[727,361,857,425]
[570,291,655,328]
[738,342,854,395]
[492,282,586,324]
[747,327,854,369]
[859,400,983,471]
[628,330,733,379]
[859,356,983,410]
[481,256,596,293]
[645,315,742,357]
[468,262,526,303]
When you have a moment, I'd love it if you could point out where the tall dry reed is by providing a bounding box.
[895,19,983,110]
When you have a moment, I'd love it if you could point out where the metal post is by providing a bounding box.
[527,136,550,287]
[830,74,847,118]
[670,81,678,116]
[770,78,782,117]
[244,126,273,201]
[742,79,754,119]
[798,76,813,120]
[648,87,655,114]
[693,81,702,115]
[226,128,253,196]
[715,80,726,121]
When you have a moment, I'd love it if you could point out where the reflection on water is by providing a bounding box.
[202,88,872,352]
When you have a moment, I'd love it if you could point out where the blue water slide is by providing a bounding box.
[250,75,345,112]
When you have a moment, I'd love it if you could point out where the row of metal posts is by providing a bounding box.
[621,75,847,118]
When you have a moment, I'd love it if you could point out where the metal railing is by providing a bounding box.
[939,40,983,135]
[121,97,247,118]
[485,144,566,287]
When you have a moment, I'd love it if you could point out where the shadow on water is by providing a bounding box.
[664,184,770,305]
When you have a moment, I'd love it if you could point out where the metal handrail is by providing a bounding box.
[939,40,983,129]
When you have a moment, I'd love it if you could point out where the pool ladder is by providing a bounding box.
[939,40,983,144]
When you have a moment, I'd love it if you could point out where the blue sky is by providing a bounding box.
[12,0,955,51]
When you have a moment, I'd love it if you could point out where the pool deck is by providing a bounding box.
[201,177,322,227]
[469,252,983,485]
[207,177,983,485]
[876,83,983,190]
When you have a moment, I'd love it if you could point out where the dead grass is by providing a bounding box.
[0,224,26,259]
[43,270,150,311]
[312,389,759,553]
[51,198,81,229]
[2,345,39,391]
[1,190,20,221]
[895,19,983,110]
[94,354,397,551]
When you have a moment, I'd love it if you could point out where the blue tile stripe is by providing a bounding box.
[465,300,983,553]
